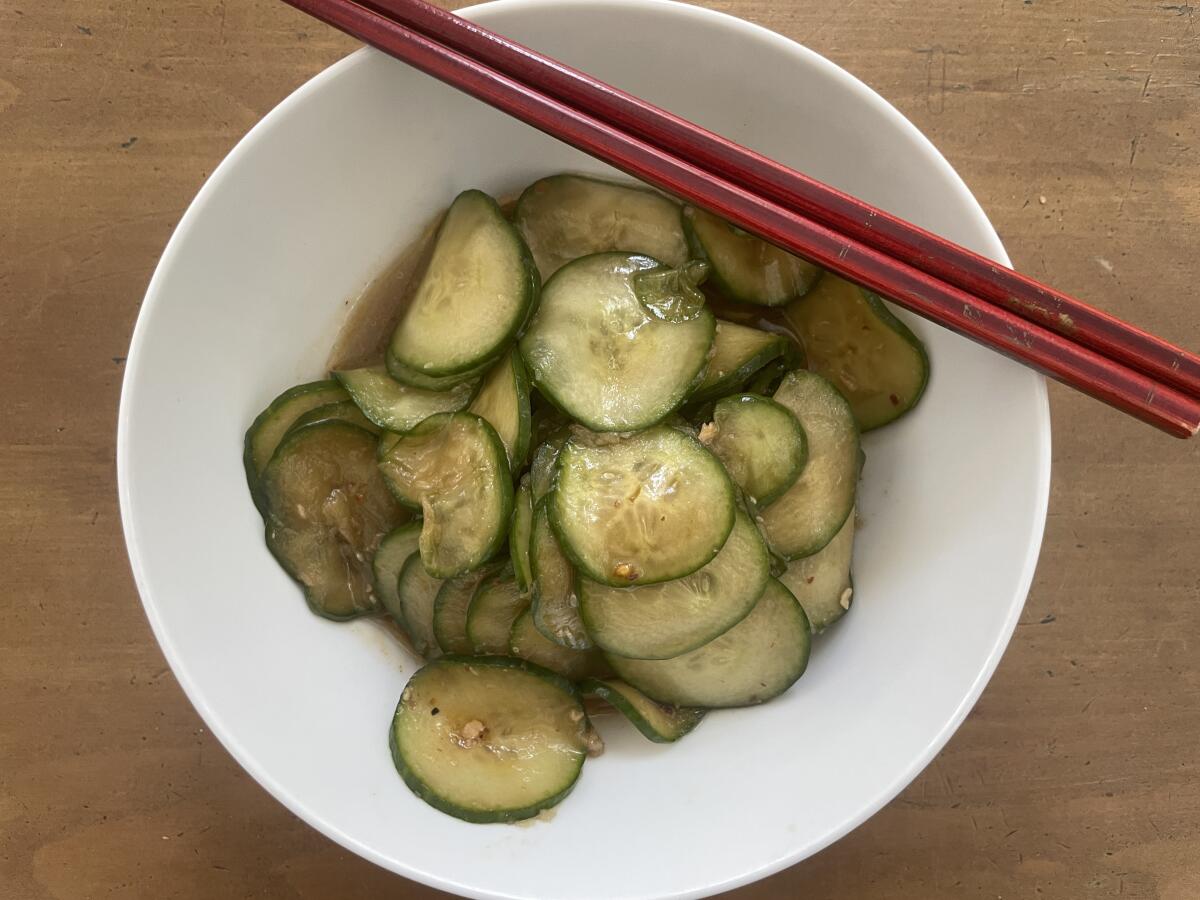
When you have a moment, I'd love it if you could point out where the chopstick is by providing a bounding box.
[357,0,1200,403]
[280,0,1200,438]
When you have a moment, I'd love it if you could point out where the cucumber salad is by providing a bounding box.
[243,174,929,824]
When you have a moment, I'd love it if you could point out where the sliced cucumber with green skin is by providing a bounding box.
[389,655,590,823]
[514,174,688,280]
[468,350,532,469]
[433,564,502,655]
[334,365,475,433]
[784,273,930,431]
[683,205,821,306]
[760,371,859,559]
[520,253,715,432]
[509,610,610,682]
[551,426,735,587]
[373,522,423,629]
[581,678,704,743]
[386,352,485,391]
[287,399,382,436]
[389,190,539,378]
[378,412,513,578]
[531,500,590,650]
[509,477,534,591]
[529,431,568,504]
[466,569,530,655]
[606,579,811,708]
[261,421,406,620]
[397,552,443,657]
[578,509,768,659]
[778,507,855,633]
[700,394,807,507]
[691,320,790,402]
[244,380,349,512]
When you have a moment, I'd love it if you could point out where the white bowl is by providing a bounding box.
[117,1,1050,897]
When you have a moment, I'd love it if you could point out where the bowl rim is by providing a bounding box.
[117,1,1052,896]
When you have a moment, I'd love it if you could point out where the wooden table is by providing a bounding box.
[2,1,1197,897]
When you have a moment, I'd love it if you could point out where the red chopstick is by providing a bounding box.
[280,0,1200,438]
[357,0,1200,403]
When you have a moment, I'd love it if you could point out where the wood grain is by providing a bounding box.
[1,1,1197,898]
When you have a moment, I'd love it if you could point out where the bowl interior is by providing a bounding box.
[118,2,1049,898]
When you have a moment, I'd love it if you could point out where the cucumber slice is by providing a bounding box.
[784,273,930,431]
[244,380,349,512]
[606,579,811,708]
[778,507,855,633]
[378,412,513,578]
[683,205,821,306]
[578,509,768,659]
[260,421,406,620]
[519,253,715,432]
[692,320,790,402]
[434,564,502,655]
[397,552,443,657]
[700,394,807,507]
[389,656,590,823]
[509,477,534,591]
[581,678,704,743]
[386,352,485,391]
[514,174,688,280]
[288,399,382,436]
[760,371,859,559]
[552,426,735,586]
[531,500,590,650]
[373,522,423,629]
[529,431,568,504]
[510,610,610,682]
[334,365,475,433]
[388,189,539,378]
[466,570,530,655]
[468,350,532,468]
